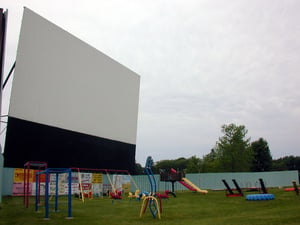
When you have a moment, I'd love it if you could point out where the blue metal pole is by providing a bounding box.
[35,173,39,212]
[45,169,49,219]
[145,157,154,193]
[67,169,73,218]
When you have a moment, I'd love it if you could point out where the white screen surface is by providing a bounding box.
[9,8,140,144]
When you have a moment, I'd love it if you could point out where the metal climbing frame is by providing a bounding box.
[35,168,73,220]
[23,161,48,208]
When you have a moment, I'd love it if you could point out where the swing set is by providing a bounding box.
[73,168,139,202]
[22,162,140,219]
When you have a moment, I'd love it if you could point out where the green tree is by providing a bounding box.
[186,156,202,173]
[215,124,253,172]
[251,138,272,171]
[153,157,188,173]
[201,149,220,172]
[272,156,300,171]
[134,162,144,175]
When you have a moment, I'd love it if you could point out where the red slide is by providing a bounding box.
[170,168,208,194]
[170,168,196,191]
[178,179,197,191]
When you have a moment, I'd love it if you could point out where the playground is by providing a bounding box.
[0,159,299,224]
[0,188,299,225]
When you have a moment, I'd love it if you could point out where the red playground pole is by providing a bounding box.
[23,161,48,208]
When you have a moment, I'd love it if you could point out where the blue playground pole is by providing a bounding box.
[36,168,73,220]
[55,173,59,212]
[67,169,73,219]
[146,156,157,194]
[144,156,159,218]
[35,173,39,212]
[44,169,49,219]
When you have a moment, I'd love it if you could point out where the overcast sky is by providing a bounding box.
[1,0,300,165]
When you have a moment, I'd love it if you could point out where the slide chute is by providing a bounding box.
[171,168,208,194]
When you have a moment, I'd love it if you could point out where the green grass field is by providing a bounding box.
[0,189,299,225]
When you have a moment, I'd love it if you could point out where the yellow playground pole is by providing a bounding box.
[139,196,161,219]
[77,168,85,203]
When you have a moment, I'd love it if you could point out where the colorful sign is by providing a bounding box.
[14,168,35,182]
[80,173,92,183]
[11,170,126,196]
[12,182,27,196]
[92,173,103,183]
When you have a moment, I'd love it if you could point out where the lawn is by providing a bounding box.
[0,189,299,225]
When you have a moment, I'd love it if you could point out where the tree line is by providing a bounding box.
[134,123,300,175]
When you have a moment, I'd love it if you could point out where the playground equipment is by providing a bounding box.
[76,168,93,202]
[140,156,161,219]
[170,168,208,194]
[245,178,274,201]
[160,168,184,196]
[35,168,73,220]
[246,194,275,201]
[74,167,108,202]
[156,190,174,199]
[258,178,268,194]
[292,180,299,195]
[73,167,139,202]
[222,179,243,197]
[79,183,93,199]
[128,189,141,201]
[104,170,121,201]
[24,161,48,208]
[137,191,150,200]
[285,180,299,195]
[109,190,122,200]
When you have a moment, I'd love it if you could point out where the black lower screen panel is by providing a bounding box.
[3,117,136,173]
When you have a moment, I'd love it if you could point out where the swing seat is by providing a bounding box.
[128,190,140,199]
[110,191,122,199]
